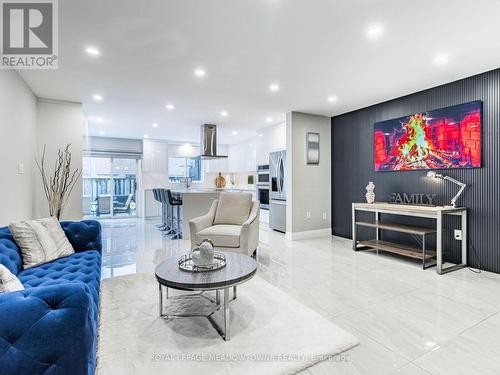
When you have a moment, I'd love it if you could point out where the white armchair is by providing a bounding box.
[189,192,260,257]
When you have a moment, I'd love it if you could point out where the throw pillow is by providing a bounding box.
[213,192,253,225]
[9,217,74,269]
[0,264,24,293]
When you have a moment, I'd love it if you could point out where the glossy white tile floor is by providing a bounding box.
[99,218,500,375]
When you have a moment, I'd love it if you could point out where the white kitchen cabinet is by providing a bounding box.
[144,189,161,218]
[256,122,286,165]
[143,139,168,172]
[204,144,229,173]
[228,142,256,172]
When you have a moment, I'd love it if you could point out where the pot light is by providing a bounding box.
[93,94,103,101]
[194,68,206,77]
[367,25,383,40]
[152,123,159,128]
[269,83,280,92]
[266,117,273,122]
[88,116,104,123]
[143,134,149,139]
[328,96,337,103]
[220,111,228,117]
[85,46,100,56]
[99,131,105,135]
[166,103,175,110]
[258,133,264,137]
[232,131,238,135]
[434,53,449,66]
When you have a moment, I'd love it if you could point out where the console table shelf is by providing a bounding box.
[358,239,437,260]
[355,221,436,235]
[352,202,467,274]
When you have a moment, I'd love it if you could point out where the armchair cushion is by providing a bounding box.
[213,192,253,225]
[196,225,241,248]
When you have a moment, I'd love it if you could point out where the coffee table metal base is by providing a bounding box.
[158,284,237,341]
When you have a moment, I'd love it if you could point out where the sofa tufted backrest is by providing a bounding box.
[0,227,22,276]
[0,220,102,276]
[60,220,102,253]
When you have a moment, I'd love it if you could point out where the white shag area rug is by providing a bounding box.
[97,273,358,375]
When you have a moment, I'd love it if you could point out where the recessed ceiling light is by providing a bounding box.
[194,68,206,77]
[92,94,103,101]
[143,134,149,139]
[328,96,337,103]
[366,25,383,40]
[99,131,105,135]
[232,131,238,135]
[85,46,100,56]
[152,123,159,128]
[269,83,280,92]
[166,103,175,110]
[220,111,228,117]
[434,53,449,66]
[88,116,104,123]
[266,117,273,122]
[258,133,264,137]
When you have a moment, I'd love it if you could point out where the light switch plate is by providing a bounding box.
[306,211,311,219]
[17,162,24,174]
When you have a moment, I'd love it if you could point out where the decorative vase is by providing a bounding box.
[365,181,375,204]
[191,239,215,266]
[215,173,226,188]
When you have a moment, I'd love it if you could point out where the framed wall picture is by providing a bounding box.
[374,101,482,171]
[306,132,320,164]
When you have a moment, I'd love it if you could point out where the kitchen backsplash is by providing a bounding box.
[142,171,257,190]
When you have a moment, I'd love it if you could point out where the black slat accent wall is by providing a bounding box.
[331,68,500,273]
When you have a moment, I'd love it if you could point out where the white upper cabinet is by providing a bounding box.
[143,139,168,172]
[256,123,286,165]
[204,144,229,173]
[228,142,256,172]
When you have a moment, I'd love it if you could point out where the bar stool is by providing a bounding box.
[153,188,171,233]
[152,189,166,229]
[158,189,174,236]
[166,189,183,239]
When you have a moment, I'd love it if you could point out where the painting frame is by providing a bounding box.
[374,101,482,172]
[306,132,320,165]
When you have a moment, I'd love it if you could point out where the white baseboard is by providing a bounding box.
[285,228,332,241]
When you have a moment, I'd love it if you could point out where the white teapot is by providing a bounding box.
[191,239,215,266]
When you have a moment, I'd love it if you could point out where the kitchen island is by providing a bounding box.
[143,187,256,240]
[172,189,219,240]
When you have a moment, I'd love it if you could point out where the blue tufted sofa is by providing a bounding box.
[0,220,102,375]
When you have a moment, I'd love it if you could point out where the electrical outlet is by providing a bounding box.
[306,211,311,219]
[454,229,462,240]
[322,212,327,220]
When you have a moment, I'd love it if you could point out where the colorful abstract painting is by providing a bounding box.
[374,101,482,171]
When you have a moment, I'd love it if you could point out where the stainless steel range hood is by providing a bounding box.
[199,124,228,159]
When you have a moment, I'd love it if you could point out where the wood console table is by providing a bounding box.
[352,202,467,274]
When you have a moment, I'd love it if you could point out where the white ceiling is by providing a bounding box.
[19,0,500,144]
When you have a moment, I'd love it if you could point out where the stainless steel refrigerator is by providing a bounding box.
[269,150,286,232]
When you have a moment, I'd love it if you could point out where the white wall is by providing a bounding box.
[35,100,83,220]
[286,111,331,237]
[0,71,37,226]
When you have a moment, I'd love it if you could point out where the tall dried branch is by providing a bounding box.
[36,144,81,219]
